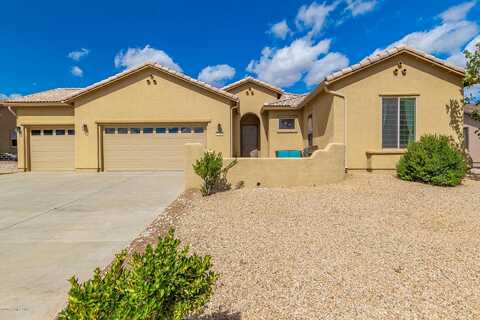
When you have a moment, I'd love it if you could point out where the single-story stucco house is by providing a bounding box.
[0,45,465,173]
[464,104,480,168]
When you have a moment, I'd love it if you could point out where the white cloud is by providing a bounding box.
[439,0,476,22]
[373,2,478,58]
[447,52,468,67]
[67,48,90,61]
[197,64,236,87]
[345,0,378,16]
[269,20,292,40]
[305,52,349,86]
[447,35,480,67]
[296,1,339,36]
[114,45,182,71]
[71,66,83,77]
[246,37,332,87]
[390,21,478,56]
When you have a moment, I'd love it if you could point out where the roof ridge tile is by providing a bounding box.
[222,77,284,94]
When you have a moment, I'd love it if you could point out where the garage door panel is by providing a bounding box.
[104,142,202,152]
[103,126,205,171]
[30,129,75,171]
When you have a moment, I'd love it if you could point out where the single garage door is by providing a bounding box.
[103,125,206,171]
[30,128,75,171]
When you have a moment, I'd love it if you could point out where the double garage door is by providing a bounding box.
[103,125,205,171]
[28,124,205,171]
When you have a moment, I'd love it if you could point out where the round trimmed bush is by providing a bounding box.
[396,134,467,186]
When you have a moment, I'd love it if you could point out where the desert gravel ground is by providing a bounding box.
[135,173,480,320]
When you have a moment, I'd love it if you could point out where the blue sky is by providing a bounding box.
[0,0,479,99]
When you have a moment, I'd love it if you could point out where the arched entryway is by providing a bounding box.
[240,113,260,157]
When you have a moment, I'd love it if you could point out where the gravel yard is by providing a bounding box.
[133,173,480,319]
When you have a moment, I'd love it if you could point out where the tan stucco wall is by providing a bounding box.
[267,110,304,156]
[302,94,334,149]
[15,106,74,170]
[465,116,480,167]
[301,94,345,149]
[0,107,16,154]
[328,53,463,170]
[184,142,345,189]
[226,83,279,157]
[73,68,233,170]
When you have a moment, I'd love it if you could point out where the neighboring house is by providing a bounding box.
[464,104,480,168]
[0,105,17,155]
[0,45,465,172]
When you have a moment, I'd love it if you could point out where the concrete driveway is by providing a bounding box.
[0,171,183,320]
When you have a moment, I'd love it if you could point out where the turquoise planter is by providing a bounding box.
[275,150,302,158]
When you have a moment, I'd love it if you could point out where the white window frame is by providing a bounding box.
[381,96,416,149]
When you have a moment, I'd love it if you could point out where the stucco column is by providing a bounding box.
[332,95,346,144]
[184,143,205,189]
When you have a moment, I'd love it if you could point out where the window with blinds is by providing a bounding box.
[382,97,416,148]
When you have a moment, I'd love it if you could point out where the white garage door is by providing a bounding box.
[30,128,75,171]
[103,125,206,171]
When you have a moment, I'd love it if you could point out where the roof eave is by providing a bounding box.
[64,63,239,104]
[223,77,284,95]
[326,49,465,85]
[294,48,466,111]
[261,102,306,113]
[0,101,71,107]
[293,83,327,111]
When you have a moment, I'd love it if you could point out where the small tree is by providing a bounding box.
[465,42,480,142]
[464,42,479,100]
[193,151,236,196]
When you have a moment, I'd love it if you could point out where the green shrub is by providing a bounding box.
[59,229,218,320]
[193,151,236,196]
[397,134,467,186]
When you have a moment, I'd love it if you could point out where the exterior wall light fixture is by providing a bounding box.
[216,123,223,135]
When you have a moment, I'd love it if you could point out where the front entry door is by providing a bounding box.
[241,125,258,157]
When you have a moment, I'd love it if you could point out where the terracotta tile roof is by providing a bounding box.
[2,88,82,103]
[264,93,308,108]
[222,76,284,94]
[326,45,465,83]
[3,63,239,104]
[280,45,467,112]
[65,63,239,103]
